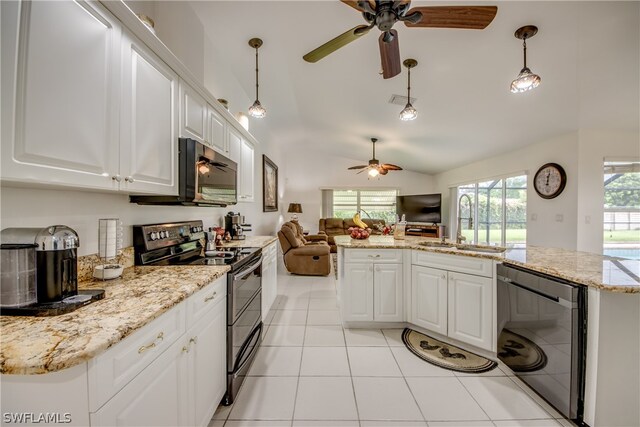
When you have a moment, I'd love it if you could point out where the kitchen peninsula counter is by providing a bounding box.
[334,235,639,293]
[0,265,229,375]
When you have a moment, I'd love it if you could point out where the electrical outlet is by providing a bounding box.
[555,214,564,222]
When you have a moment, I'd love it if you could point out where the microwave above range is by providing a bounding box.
[130,138,237,207]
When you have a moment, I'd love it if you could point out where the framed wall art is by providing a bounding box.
[262,155,278,212]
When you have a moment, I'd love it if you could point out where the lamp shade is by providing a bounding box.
[287,203,302,214]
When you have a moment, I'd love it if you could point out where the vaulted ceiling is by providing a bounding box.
[191,1,639,174]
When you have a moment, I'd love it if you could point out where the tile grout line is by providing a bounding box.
[341,312,363,427]
[290,289,311,424]
[454,374,494,422]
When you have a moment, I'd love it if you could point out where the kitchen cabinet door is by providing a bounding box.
[120,30,178,195]
[447,272,493,351]
[90,337,189,427]
[238,139,255,202]
[206,104,227,154]
[1,0,120,190]
[342,263,374,322]
[261,242,278,321]
[179,81,207,143]
[227,127,241,165]
[411,266,448,336]
[373,263,403,322]
[187,295,227,427]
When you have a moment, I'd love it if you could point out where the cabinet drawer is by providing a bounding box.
[88,303,186,412]
[344,249,402,263]
[412,250,493,278]
[186,275,226,329]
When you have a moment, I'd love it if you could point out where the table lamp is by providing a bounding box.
[287,203,302,221]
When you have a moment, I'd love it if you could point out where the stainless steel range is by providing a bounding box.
[133,220,262,405]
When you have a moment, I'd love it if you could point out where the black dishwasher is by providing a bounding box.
[497,264,587,424]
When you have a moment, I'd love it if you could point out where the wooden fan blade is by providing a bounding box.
[348,165,369,170]
[379,168,389,175]
[381,164,403,170]
[340,0,376,12]
[303,25,371,63]
[379,30,401,79]
[404,6,497,29]
[357,167,370,175]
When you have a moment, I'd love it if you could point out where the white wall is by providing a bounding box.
[283,146,437,232]
[435,132,580,250]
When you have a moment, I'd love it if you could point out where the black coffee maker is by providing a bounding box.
[1,226,79,303]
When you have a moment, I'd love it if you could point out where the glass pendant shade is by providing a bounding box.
[368,168,380,178]
[399,103,418,121]
[510,67,541,93]
[248,100,266,118]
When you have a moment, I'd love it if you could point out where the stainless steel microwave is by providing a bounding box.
[130,138,237,207]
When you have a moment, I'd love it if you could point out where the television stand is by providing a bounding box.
[405,224,439,238]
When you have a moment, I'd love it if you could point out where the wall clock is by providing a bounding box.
[534,163,567,199]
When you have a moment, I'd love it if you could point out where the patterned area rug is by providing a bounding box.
[497,329,548,372]
[402,328,497,373]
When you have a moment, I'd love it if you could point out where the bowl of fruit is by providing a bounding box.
[348,226,371,240]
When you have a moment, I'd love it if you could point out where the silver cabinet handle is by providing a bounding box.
[125,176,135,183]
[138,332,164,354]
[183,336,197,353]
[441,274,446,280]
[204,292,217,302]
[111,175,121,182]
[189,337,197,345]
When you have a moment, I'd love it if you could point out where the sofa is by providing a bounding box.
[277,221,331,276]
[318,218,386,253]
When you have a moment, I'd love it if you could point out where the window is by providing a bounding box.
[603,161,640,259]
[456,174,527,247]
[323,189,398,223]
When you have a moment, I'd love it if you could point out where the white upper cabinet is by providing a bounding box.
[179,81,207,143]
[239,139,255,202]
[1,0,120,190]
[227,126,242,165]
[206,105,227,154]
[120,30,178,195]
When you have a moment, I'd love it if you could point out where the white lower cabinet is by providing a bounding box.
[447,272,493,350]
[410,261,494,351]
[261,241,278,321]
[187,294,227,427]
[411,265,448,335]
[342,251,403,322]
[91,277,227,427]
[90,337,189,426]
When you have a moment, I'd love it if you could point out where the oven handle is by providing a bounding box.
[499,275,577,309]
[232,323,262,373]
[233,255,263,281]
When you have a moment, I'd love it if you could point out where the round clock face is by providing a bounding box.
[534,163,567,199]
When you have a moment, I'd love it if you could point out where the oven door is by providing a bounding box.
[228,290,261,371]
[228,255,262,324]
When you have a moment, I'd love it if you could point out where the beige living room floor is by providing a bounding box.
[209,272,573,427]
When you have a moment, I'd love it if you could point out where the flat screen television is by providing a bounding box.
[396,193,442,224]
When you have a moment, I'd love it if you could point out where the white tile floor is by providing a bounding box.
[210,273,572,427]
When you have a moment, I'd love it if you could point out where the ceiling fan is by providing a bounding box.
[303,1,498,79]
[348,138,403,177]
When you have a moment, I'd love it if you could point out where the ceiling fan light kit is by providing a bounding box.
[510,25,542,93]
[399,58,418,121]
[348,138,403,179]
[248,37,266,118]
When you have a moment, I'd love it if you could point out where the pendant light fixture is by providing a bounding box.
[399,59,418,121]
[510,25,541,93]
[248,38,266,118]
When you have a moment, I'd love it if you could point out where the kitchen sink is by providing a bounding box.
[417,241,457,248]
[455,244,506,254]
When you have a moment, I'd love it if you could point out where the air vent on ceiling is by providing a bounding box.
[388,94,417,106]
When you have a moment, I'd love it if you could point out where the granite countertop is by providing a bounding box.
[0,265,229,375]
[334,235,639,293]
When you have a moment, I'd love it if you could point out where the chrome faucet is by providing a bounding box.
[456,194,474,244]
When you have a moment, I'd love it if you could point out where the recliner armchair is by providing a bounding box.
[277,221,331,276]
